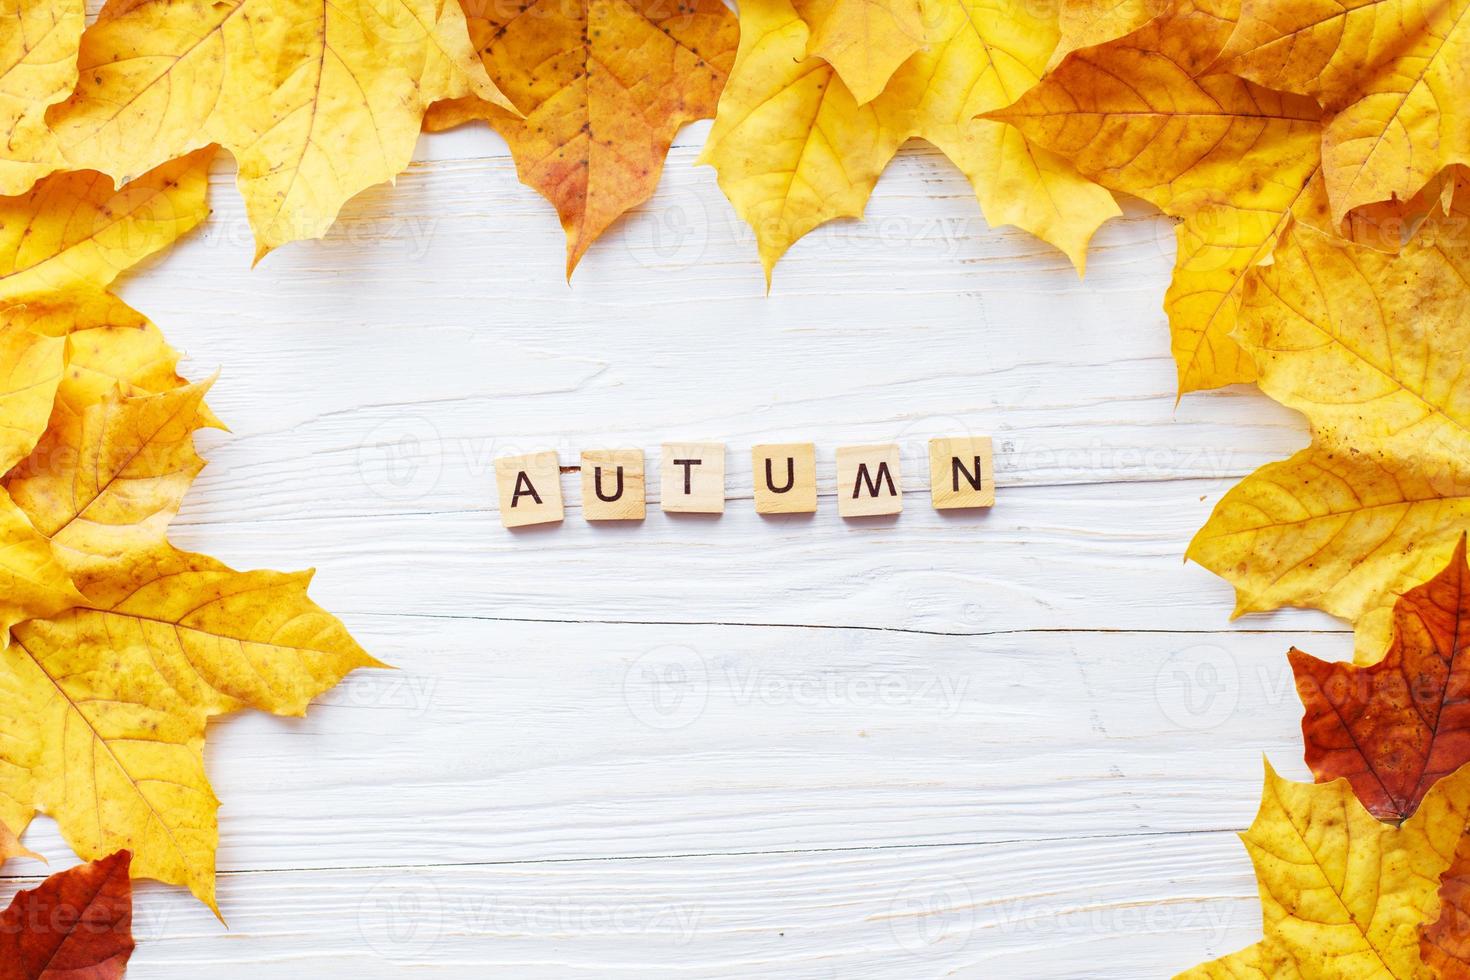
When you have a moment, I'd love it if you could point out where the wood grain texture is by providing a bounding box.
[0,122,1338,975]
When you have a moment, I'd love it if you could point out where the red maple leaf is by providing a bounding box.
[1291,535,1470,820]
[0,851,134,980]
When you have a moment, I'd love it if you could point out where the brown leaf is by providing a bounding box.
[1291,536,1470,821]
[1424,828,1470,977]
[0,851,133,980]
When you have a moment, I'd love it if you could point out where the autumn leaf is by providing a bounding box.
[0,353,378,912]
[0,543,383,912]
[5,382,219,593]
[1215,0,1470,224]
[0,488,83,646]
[0,325,63,473]
[701,0,1119,282]
[0,851,133,980]
[0,0,82,196]
[698,0,898,280]
[12,293,199,443]
[1187,215,1470,662]
[426,0,738,276]
[1290,538,1470,822]
[0,136,377,912]
[0,149,218,445]
[46,0,513,260]
[791,0,925,105]
[1050,0,1165,69]
[988,0,1323,393]
[0,821,40,868]
[1424,817,1470,975]
[0,150,213,302]
[0,323,84,641]
[1178,760,1470,978]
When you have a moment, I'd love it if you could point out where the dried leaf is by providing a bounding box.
[1186,215,1470,661]
[0,0,82,196]
[0,545,383,912]
[1216,0,1470,223]
[0,851,133,979]
[5,382,219,593]
[989,0,1323,392]
[0,326,63,473]
[793,0,925,104]
[1178,761,1470,979]
[698,0,899,280]
[47,0,513,259]
[0,820,40,868]
[700,0,1119,281]
[2,289,209,451]
[426,0,738,275]
[0,151,213,302]
[1290,538,1470,821]
[1425,829,1470,976]
[0,488,83,645]
[1050,0,1165,69]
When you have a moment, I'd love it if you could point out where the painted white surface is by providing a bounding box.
[0,123,1344,977]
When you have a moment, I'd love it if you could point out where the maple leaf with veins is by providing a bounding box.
[428,0,739,277]
[0,850,134,979]
[1291,536,1470,822]
[45,0,514,259]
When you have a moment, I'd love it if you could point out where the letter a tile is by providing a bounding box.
[495,451,564,528]
[581,449,646,521]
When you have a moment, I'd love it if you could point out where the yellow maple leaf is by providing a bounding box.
[7,292,193,425]
[0,486,83,645]
[1179,760,1470,979]
[0,324,63,473]
[1216,0,1470,224]
[1188,214,1470,662]
[0,544,383,912]
[1050,0,1165,69]
[0,325,84,641]
[699,0,1120,283]
[6,382,221,594]
[0,819,40,867]
[792,0,925,105]
[0,0,82,195]
[989,0,1323,393]
[0,150,213,301]
[426,0,739,276]
[46,0,514,260]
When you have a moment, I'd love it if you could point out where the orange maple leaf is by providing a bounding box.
[428,0,739,276]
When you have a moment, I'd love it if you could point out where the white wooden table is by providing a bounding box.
[3,123,1345,977]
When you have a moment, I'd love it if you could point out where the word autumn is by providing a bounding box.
[493,438,994,529]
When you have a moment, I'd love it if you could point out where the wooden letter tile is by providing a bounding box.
[495,451,564,528]
[929,437,994,510]
[836,444,902,517]
[581,449,646,521]
[751,443,817,514]
[661,443,725,514]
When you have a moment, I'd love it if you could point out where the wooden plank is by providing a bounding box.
[4,621,1324,877]
[91,834,1262,976]
[166,480,1345,637]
